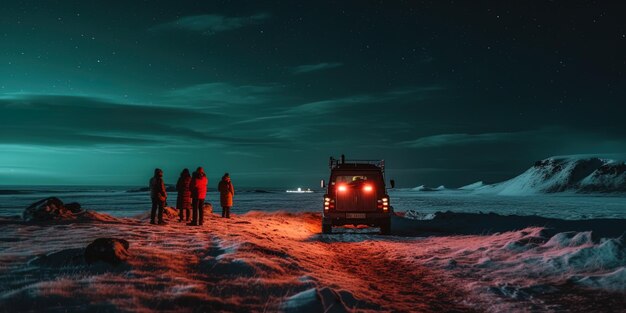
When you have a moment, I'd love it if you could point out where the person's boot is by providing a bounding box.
[158,220,167,225]
[150,220,156,224]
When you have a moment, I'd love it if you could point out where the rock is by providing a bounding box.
[65,202,82,213]
[162,206,179,219]
[23,197,76,221]
[203,203,213,214]
[84,238,130,265]
[22,198,120,224]
[160,203,212,220]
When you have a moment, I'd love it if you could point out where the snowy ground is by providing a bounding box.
[0,208,624,312]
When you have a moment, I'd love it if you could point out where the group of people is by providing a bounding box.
[149,167,234,226]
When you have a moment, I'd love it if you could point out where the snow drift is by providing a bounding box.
[473,156,626,195]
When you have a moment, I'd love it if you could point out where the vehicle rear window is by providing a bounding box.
[333,175,378,184]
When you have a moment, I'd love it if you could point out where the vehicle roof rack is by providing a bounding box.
[329,155,385,173]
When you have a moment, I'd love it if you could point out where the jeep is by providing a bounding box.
[321,155,394,234]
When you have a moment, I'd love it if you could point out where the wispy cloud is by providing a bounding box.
[287,86,444,115]
[401,133,512,148]
[213,85,445,142]
[288,95,374,115]
[164,82,282,108]
[152,13,270,34]
[400,131,542,148]
[0,94,281,149]
[290,62,343,74]
[232,114,291,125]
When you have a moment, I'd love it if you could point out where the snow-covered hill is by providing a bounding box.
[411,185,446,191]
[459,181,485,190]
[411,185,437,191]
[474,156,626,195]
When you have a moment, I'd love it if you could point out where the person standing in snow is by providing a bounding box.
[149,168,167,225]
[176,168,192,222]
[218,173,234,218]
[189,167,208,226]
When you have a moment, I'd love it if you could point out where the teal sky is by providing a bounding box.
[1,1,625,187]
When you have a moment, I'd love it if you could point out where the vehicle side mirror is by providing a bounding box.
[321,179,326,188]
[390,179,395,189]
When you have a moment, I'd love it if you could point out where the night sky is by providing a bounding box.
[1,1,625,187]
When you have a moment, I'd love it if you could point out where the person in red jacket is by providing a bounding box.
[176,168,192,222]
[188,167,208,226]
[149,168,167,225]
[218,173,234,218]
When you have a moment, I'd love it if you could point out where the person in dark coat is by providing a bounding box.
[218,173,234,218]
[188,167,208,226]
[149,168,167,225]
[176,168,192,222]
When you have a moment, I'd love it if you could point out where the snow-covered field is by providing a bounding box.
[0,201,625,312]
[1,158,625,313]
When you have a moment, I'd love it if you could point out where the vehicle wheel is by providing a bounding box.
[322,223,332,234]
[380,218,391,235]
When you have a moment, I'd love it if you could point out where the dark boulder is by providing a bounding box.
[84,238,130,265]
[160,203,212,220]
[23,197,82,221]
[203,203,213,214]
[162,206,179,219]
[65,202,82,213]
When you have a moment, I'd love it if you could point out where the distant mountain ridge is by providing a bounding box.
[471,156,626,195]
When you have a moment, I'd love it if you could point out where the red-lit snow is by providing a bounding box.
[0,210,624,312]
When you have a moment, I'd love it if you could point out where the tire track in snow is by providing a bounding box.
[300,230,477,312]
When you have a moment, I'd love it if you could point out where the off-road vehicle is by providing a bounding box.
[321,155,394,234]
